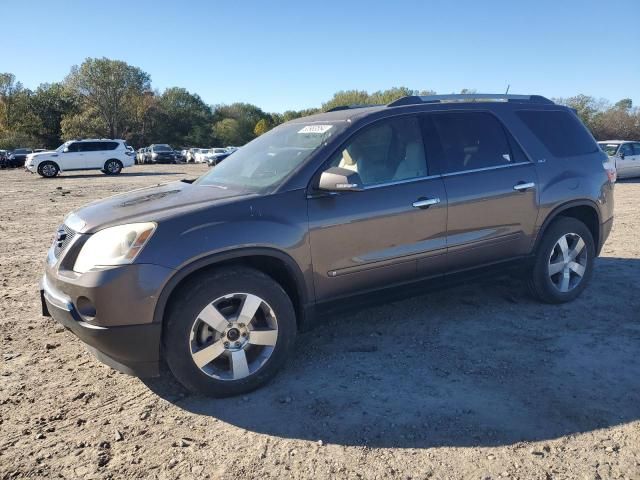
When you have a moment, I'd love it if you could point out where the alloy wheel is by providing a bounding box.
[42,164,56,177]
[189,293,279,381]
[547,232,588,293]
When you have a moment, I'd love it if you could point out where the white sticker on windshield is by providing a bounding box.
[298,125,333,134]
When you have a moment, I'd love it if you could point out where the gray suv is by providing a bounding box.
[40,94,614,397]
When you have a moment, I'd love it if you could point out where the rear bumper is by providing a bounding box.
[41,272,163,377]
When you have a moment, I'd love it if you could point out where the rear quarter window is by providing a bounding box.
[516,110,598,157]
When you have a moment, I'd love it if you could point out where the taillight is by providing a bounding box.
[603,162,616,183]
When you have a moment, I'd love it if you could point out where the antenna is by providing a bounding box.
[505,84,511,94]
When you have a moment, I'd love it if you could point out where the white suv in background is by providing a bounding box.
[25,139,135,178]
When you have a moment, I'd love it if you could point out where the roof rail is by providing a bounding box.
[387,94,554,107]
[326,104,383,112]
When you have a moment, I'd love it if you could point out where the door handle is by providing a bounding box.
[513,182,535,191]
[412,197,441,209]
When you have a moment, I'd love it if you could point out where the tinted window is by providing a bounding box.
[517,110,598,157]
[328,116,427,185]
[632,143,640,156]
[66,143,81,152]
[427,112,513,174]
[77,142,97,152]
[620,143,633,157]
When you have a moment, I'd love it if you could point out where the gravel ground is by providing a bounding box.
[0,164,639,480]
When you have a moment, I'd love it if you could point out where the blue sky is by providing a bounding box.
[3,0,639,112]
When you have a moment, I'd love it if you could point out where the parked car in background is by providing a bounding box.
[136,148,145,164]
[144,147,153,164]
[0,150,7,168]
[6,148,33,168]
[173,149,185,163]
[207,148,232,166]
[598,140,640,179]
[25,139,134,177]
[148,144,177,164]
[186,148,199,163]
[194,149,211,163]
[39,93,614,397]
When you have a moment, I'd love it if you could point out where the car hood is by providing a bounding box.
[28,151,57,159]
[66,180,258,233]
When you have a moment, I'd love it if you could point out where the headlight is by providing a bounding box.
[152,153,158,158]
[73,222,156,273]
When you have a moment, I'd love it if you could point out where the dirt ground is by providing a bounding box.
[0,164,638,480]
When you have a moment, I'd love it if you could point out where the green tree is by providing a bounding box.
[213,118,243,146]
[321,87,422,111]
[151,87,213,147]
[29,83,79,148]
[0,73,24,132]
[212,103,270,145]
[254,118,271,136]
[65,57,151,138]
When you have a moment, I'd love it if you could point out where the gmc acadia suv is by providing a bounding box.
[40,94,614,397]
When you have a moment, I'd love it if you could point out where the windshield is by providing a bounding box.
[200,149,210,154]
[598,143,620,156]
[195,121,342,191]
[154,145,172,152]
[56,142,70,153]
[214,148,226,153]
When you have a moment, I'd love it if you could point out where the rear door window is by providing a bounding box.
[426,112,514,174]
[516,110,598,157]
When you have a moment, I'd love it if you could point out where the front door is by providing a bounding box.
[617,143,635,178]
[60,142,86,170]
[307,115,448,301]
[422,111,539,272]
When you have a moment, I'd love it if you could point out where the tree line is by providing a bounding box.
[1,57,638,151]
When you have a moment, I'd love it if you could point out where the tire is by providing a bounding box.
[163,267,297,397]
[37,161,59,178]
[528,217,595,304]
[103,159,122,175]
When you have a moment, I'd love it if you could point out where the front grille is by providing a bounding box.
[53,224,76,259]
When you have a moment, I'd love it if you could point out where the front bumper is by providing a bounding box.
[41,262,173,377]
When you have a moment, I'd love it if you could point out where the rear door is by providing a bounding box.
[423,111,539,272]
[84,141,112,168]
[307,115,448,301]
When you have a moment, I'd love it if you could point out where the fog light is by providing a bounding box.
[76,296,96,321]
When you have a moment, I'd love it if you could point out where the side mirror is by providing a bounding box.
[63,147,69,153]
[317,167,364,192]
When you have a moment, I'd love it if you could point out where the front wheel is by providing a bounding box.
[163,267,297,397]
[103,159,123,175]
[37,161,59,178]
[528,217,595,304]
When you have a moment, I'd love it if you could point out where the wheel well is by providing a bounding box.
[38,160,59,173]
[163,255,304,328]
[549,205,600,248]
[105,158,123,166]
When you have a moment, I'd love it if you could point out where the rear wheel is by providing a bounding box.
[37,161,59,178]
[164,267,297,397]
[103,159,123,175]
[528,217,595,304]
